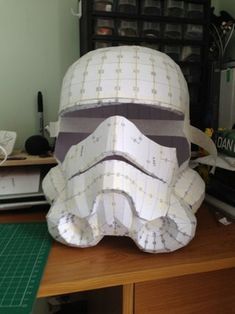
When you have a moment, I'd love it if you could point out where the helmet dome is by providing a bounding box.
[59,46,189,118]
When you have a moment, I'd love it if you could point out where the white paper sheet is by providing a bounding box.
[0,167,40,195]
[193,153,235,171]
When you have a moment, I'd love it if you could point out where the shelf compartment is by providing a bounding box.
[95,18,115,36]
[92,34,206,46]
[91,11,208,25]
[163,45,181,62]
[117,0,138,14]
[164,0,185,18]
[184,24,203,40]
[164,23,183,39]
[117,19,139,37]
[186,2,204,19]
[180,45,201,62]
[93,0,114,12]
[141,21,161,38]
[141,0,162,16]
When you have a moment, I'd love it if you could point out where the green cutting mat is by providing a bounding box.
[0,222,52,314]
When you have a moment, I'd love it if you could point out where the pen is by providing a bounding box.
[0,156,27,160]
[37,91,44,137]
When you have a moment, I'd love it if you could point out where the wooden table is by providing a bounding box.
[1,204,235,314]
[2,152,56,167]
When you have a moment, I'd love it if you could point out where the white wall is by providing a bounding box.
[0,0,80,149]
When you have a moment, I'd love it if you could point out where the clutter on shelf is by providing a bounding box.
[194,127,235,223]
[209,8,235,63]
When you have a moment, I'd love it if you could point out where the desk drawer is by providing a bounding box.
[135,268,235,314]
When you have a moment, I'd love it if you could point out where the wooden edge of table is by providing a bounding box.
[1,206,235,300]
[123,284,134,314]
[1,152,57,166]
[37,256,235,298]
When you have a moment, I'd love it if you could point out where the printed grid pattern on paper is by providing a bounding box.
[0,223,51,314]
[60,46,188,115]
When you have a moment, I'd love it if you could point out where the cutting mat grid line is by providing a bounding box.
[0,222,51,314]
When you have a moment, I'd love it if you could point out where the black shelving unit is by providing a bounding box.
[80,0,211,129]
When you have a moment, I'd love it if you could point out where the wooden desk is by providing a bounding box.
[2,152,56,167]
[1,205,235,314]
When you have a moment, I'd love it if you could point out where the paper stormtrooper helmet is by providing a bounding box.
[43,46,216,253]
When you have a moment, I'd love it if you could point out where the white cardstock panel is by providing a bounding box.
[46,184,196,253]
[42,115,205,253]
[59,46,189,117]
[42,46,216,253]
[43,162,205,214]
[62,116,178,184]
[174,167,205,213]
[51,160,171,221]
